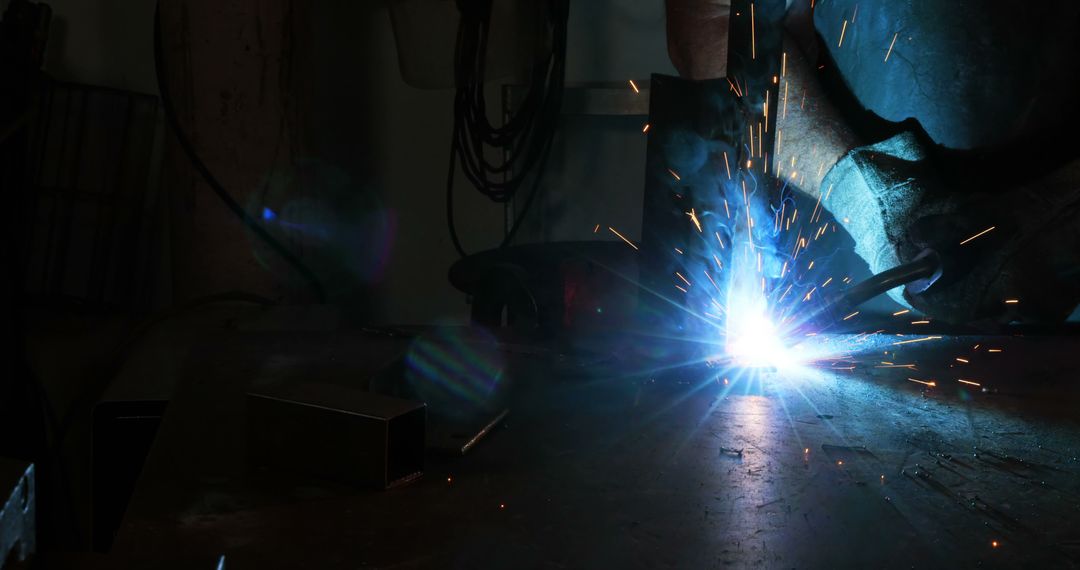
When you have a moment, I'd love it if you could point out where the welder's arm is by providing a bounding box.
[665,0,858,201]
[665,0,1080,324]
[665,0,731,80]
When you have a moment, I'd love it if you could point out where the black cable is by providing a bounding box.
[797,254,940,333]
[836,254,939,312]
[153,2,325,302]
[446,0,569,257]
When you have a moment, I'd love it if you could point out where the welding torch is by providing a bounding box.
[797,252,941,334]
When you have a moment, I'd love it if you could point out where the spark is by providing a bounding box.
[668,168,682,181]
[704,271,721,291]
[715,232,725,248]
[991,541,999,549]
[987,348,1003,353]
[892,309,910,316]
[955,357,969,363]
[726,77,743,97]
[642,123,650,133]
[723,151,732,179]
[751,2,756,59]
[809,192,823,224]
[892,336,942,346]
[885,32,898,62]
[593,224,600,233]
[674,247,683,254]
[781,81,790,121]
[958,379,981,387]
[687,208,703,232]
[608,227,638,250]
[723,199,731,218]
[842,311,859,320]
[628,79,640,93]
[851,3,859,22]
[1004,299,1019,304]
[907,378,936,387]
[838,20,848,48]
[675,285,688,293]
[911,320,930,325]
[676,272,692,287]
[960,226,995,245]
[822,277,833,287]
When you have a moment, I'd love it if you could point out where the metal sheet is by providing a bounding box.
[248,382,425,490]
[0,458,34,568]
[110,331,1080,568]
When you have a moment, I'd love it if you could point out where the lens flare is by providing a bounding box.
[404,326,505,421]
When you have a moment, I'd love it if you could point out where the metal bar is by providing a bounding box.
[38,87,75,293]
[52,88,92,296]
[0,459,35,567]
[89,94,136,304]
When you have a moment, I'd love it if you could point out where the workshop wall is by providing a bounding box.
[305,0,676,325]
[31,0,679,325]
[41,0,158,95]
[509,0,676,247]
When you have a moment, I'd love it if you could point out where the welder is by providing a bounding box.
[665,0,1080,326]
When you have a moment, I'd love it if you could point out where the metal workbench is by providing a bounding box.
[107,329,1080,568]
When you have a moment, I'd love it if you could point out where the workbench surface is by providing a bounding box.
[110,329,1080,568]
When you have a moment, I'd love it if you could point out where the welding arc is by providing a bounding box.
[153,3,326,302]
[447,0,569,257]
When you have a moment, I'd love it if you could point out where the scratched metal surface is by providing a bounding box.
[110,330,1080,568]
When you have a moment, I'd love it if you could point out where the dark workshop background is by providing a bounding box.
[3,0,677,550]
[32,0,676,323]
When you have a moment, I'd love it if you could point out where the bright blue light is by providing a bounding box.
[262,207,277,221]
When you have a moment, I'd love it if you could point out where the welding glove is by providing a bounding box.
[822,131,1080,325]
